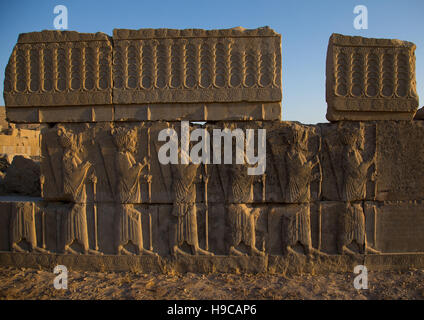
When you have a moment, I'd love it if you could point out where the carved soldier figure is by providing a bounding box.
[112,127,157,256]
[281,126,321,256]
[338,125,379,255]
[57,126,100,255]
[10,202,49,253]
[227,163,265,256]
[169,151,213,257]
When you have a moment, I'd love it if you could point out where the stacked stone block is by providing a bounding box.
[0,29,422,273]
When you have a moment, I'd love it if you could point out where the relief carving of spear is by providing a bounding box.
[203,163,209,251]
[147,126,153,251]
[92,175,99,251]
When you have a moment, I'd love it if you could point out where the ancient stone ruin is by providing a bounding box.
[0,27,423,273]
[0,106,40,197]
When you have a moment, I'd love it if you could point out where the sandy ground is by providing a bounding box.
[0,266,423,300]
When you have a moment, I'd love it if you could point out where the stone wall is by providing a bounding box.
[0,107,8,130]
[0,28,423,273]
[0,106,40,159]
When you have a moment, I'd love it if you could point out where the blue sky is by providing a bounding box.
[0,0,423,124]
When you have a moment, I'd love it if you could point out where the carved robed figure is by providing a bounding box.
[57,126,100,255]
[10,202,48,253]
[226,163,265,256]
[169,151,213,257]
[112,127,157,256]
[281,126,321,256]
[337,125,379,255]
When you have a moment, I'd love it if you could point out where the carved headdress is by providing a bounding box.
[111,127,137,152]
[57,125,80,152]
[284,124,308,149]
[338,124,364,147]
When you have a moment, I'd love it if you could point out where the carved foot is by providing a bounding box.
[285,245,298,256]
[229,246,248,257]
[118,246,136,256]
[194,246,214,256]
[33,246,51,254]
[250,247,266,257]
[172,246,192,257]
[341,245,363,257]
[87,249,103,255]
[365,247,381,255]
[309,247,328,258]
[140,248,159,257]
[11,243,27,253]
[64,245,81,255]
[285,246,308,259]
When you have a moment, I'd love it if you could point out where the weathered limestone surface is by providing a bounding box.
[321,120,424,201]
[368,201,424,253]
[0,107,7,130]
[4,27,282,122]
[4,31,112,109]
[320,121,377,201]
[7,102,281,123]
[113,102,282,122]
[2,116,424,271]
[326,34,419,121]
[1,30,424,273]
[113,27,282,104]
[40,121,323,204]
[1,198,423,273]
[375,120,424,201]
[0,118,416,269]
[19,120,424,258]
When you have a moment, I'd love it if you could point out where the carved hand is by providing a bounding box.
[141,157,149,169]
[196,174,203,183]
[90,174,97,184]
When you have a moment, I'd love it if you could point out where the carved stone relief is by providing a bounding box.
[4,31,112,108]
[326,34,419,121]
[1,31,424,271]
[320,122,377,202]
[113,27,282,104]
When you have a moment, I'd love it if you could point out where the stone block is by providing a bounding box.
[320,201,381,255]
[326,34,419,121]
[375,120,424,200]
[4,30,113,111]
[6,107,40,123]
[367,201,424,253]
[268,203,321,255]
[113,102,281,122]
[319,201,342,254]
[4,28,281,122]
[112,27,282,106]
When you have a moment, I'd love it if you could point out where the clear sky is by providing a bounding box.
[0,0,423,124]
